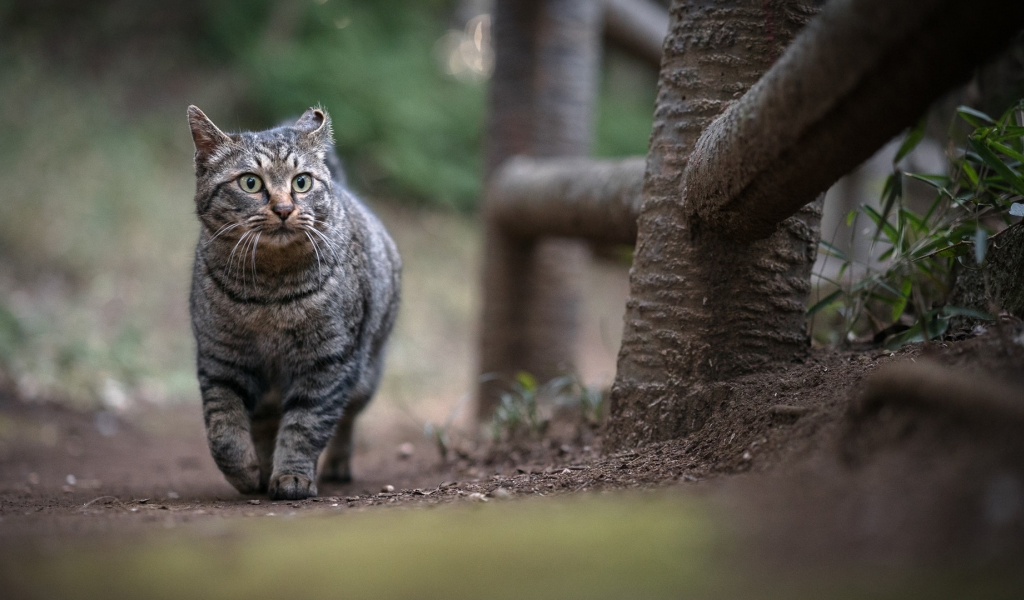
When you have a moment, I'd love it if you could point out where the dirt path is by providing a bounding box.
[2,325,1024,579]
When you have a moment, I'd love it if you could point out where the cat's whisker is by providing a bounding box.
[249,232,262,290]
[205,222,240,247]
[306,226,341,263]
[228,230,252,282]
[304,230,323,284]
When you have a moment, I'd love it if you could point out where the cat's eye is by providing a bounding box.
[292,174,313,193]
[238,174,264,194]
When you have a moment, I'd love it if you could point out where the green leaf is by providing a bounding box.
[884,314,950,349]
[807,289,843,316]
[988,140,1024,165]
[941,305,995,320]
[891,278,912,322]
[863,205,898,243]
[818,240,848,261]
[961,162,980,187]
[846,209,857,227]
[958,106,996,128]
[969,136,1024,196]
[904,173,950,188]
[515,371,537,393]
[894,117,927,164]
[876,173,903,238]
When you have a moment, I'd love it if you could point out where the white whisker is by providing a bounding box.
[228,230,252,282]
[249,232,262,290]
[205,222,240,247]
[304,231,323,284]
[307,226,341,262]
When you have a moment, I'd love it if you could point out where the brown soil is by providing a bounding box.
[1,320,1023,569]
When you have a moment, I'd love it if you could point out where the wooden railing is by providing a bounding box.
[477,0,1024,426]
[477,0,667,417]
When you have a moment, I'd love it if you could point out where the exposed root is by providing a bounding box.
[852,359,1024,424]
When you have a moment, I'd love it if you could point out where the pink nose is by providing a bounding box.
[273,204,294,220]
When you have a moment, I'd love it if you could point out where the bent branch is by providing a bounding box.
[685,0,1024,242]
[490,156,645,243]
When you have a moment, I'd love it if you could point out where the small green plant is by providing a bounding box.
[813,101,1024,347]
[551,373,608,427]
[489,372,608,442]
[491,372,549,442]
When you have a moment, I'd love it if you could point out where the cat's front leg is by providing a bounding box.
[201,386,261,494]
[269,385,349,500]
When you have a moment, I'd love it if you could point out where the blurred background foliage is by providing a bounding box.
[0,0,654,409]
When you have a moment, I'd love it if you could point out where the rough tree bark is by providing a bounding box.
[606,0,1024,448]
[606,0,821,448]
[478,0,601,417]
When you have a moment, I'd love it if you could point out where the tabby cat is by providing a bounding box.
[187,105,401,500]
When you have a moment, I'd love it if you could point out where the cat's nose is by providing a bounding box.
[272,203,294,220]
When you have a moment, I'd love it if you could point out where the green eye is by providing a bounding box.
[292,174,312,193]
[238,174,263,193]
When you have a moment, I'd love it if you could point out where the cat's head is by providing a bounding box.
[187,105,335,248]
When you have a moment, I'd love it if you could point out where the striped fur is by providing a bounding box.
[187,106,401,500]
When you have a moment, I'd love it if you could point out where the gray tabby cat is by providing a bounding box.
[187,105,401,500]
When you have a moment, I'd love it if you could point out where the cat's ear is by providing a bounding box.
[294,107,334,150]
[188,105,233,163]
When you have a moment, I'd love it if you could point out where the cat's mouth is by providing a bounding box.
[260,224,303,246]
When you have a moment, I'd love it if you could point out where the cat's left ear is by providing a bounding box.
[295,107,334,150]
[187,105,234,164]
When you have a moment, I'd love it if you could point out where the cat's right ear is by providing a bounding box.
[188,105,233,164]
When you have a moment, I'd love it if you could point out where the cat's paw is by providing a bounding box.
[268,473,318,500]
[224,464,262,495]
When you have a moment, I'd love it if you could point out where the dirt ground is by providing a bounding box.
[1,319,1023,581]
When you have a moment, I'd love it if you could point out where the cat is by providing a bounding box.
[187,105,401,500]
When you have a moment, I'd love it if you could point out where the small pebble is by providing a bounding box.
[741,451,752,461]
[467,492,488,502]
[65,474,76,486]
[381,484,395,493]
[249,499,261,505]
[490,487,511,499]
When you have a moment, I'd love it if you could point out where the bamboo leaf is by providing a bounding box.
[958,106,996,128]
[818,240,848,261]
[941,305,995,320]
[969,137,1024,196]
[894,117,927,164]
[891,278,912,322]
[988,140,1024,165]
[807,289,843,316]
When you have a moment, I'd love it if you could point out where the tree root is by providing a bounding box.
[851,359,1024,425]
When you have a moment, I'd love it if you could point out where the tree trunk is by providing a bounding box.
[478,0,601,418]
[606,0,821,448]
[951,226,1024,322]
